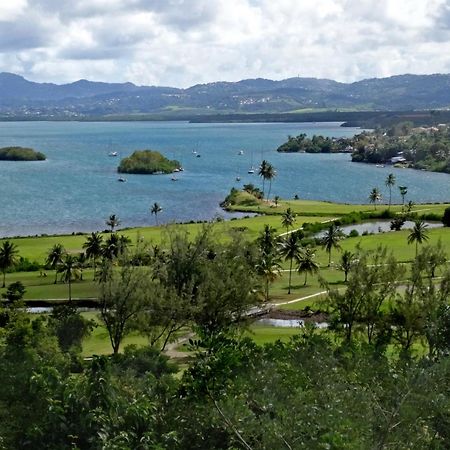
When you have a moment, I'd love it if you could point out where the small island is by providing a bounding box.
[0,146,46,161]
[118,150,181,174]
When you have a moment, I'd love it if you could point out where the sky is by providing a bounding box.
[1,0,450,87]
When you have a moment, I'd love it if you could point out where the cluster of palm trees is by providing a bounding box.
[46,229,131,300]
[258,160,276,200]
[369,174,410,210]
[257,213,347,299]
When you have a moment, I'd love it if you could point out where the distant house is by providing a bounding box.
[390,156,407,164]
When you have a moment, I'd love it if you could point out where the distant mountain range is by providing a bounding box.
[1,72,450,119]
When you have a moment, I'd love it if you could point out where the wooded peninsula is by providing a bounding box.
[277,122,450,174]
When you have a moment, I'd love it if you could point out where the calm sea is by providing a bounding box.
[0,121,448,237]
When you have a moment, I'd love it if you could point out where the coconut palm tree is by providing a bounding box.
[407,220,430,256]
[256,252,282,301]
[46,243,66,284]
[258,160,270,198]
[340,250,356,282]
[279,231,303,294]
[256,224,278,257]
[106,214,120,233]
[151,202,162,225]
[265,163,276,200]
[321,223,344,267]
[83,232,103,280]
[58,254,80,301]
[385,173,396,209]
[297,247,319,286]
[281,207,296,233]
[399,186,408,205]
[369,187,382,209]
[0,241,18,288]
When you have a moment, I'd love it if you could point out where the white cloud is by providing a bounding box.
[1,0,450,86]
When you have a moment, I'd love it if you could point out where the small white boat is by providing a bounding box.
[109,151,118,157]
[196,154,201,158]
[173,168,180,173]
[238,150,244,155]
[236,176,241,182]
[117,177,127,182]
[171,176,178,181]
[248,167,255,174]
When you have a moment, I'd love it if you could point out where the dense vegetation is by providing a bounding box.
[0,220,449,448]
[118,150,181,174]
[0,146,46,161]
[277,133,354,153]
[276,122,450,174]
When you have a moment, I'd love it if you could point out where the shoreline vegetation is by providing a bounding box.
[118,149,181,174]
[0,146,46,161]
[276,122,450,174]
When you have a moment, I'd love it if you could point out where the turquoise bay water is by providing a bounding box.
[0,121,449,237]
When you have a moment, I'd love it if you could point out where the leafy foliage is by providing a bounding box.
[118,150,180,174]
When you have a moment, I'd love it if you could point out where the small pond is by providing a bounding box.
[256,318,328,329]
[316,220,442,237]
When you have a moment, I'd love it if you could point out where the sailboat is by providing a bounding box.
[248,151,255,174]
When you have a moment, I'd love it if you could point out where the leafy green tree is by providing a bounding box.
[279,231,303,294]
[385,173,396,208]
[106,214,120,232]
[151,202,163,225]
[2,281,26,303]
[368,187,382,209]
[57,254,80,301]
[46,243,66,284]
[83,232,103,279]
[442,206,450,226]
[321,223,344,267]
[274,195,280,206]
[98,261,150,354]
[399,185,408,205]
[0,240,19,288]
[407,220,429,256]
[297,247,319,286]
[49,304,94,352]
[281,207,296,233]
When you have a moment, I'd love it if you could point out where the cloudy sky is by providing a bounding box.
[1,0,450,87]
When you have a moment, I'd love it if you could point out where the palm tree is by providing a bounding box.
[256,224,278,256]
[279,231,303,294]
[258,160,270,198]
[321,223,344,267]
[46,243,66,284]
[297,247,319,286]
[106,214,120,233]
[407,220,430,256]
[151,202,162,225]
[256,252,282,301]
[281,207,296,233]
[0,241,18,288]
[265,163,276,200]
[274,195,280,206]
[58,254,80,301]
[369,187,382,209]
[83,232,103,280]
[399,186,408,205]
[340,250,355,282]
[385,173,396,208]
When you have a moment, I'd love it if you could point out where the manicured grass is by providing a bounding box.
[246,325,302,345]
[1,269,98,299]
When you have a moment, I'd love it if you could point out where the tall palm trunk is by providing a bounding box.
[288,257,293,294]
[2,270,5,288]
[389,187,392,208]
[304,271,308,286]
[267,180,272,201]
[54,269,58,284]
[68,279,72,302]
